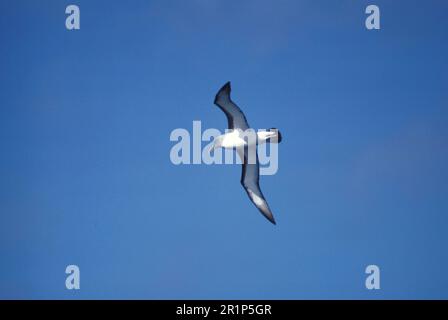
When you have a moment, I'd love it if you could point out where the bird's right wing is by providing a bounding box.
[237,147,276,225]
[214,82,250,131]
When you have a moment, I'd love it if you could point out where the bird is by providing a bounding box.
[211,82,282,225]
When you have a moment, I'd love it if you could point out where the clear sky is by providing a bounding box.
[1,0,447,299]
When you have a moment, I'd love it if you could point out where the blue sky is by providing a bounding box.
[1,0,448,299]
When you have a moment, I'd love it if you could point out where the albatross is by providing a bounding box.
[211,82,282,225]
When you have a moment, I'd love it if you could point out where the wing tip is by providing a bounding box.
[222,81,231,91]
[265,212,277,225]
[214,81,232,104]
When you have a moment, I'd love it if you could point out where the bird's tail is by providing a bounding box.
[267,128,282,143]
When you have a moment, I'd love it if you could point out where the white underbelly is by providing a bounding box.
[221,130,274,149]
[221,134,246,148]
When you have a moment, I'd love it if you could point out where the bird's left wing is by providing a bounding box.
[214,82,250,131]
[237,147,276,225]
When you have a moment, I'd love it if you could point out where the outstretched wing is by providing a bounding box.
[237,147,276,225]
[214,82,250,130]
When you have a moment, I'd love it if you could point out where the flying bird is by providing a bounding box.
[211,82,282,224]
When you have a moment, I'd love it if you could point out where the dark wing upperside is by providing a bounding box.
[214,82,250,130]
[238,147,276,225]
